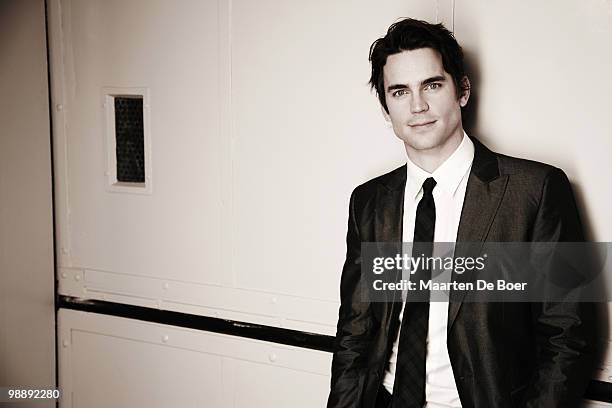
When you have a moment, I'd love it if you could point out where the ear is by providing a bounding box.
[459,76,471,107]
[381,104,391,122]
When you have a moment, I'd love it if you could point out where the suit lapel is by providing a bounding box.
[447,138,509,333]
[373,165,406,325]
[374,187,404,243]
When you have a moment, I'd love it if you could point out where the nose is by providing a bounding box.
[410,92,429,113]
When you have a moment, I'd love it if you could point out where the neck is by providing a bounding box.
[404,130,464,173]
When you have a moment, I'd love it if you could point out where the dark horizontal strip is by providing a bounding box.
[58,295,612,403]
[585,380,612,404]
[57,295,335,353]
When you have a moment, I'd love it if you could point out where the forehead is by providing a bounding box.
[383,48,447,84]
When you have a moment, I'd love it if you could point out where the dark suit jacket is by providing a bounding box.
[327,138,596,408]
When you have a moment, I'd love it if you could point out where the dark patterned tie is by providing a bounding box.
[392,177,437,408]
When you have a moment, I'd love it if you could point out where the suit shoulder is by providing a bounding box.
[494,152,574,206]
[496,152,564,181]
[352,164,405,198]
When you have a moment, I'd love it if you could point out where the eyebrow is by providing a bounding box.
[386,75,446,92]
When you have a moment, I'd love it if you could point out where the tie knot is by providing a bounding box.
[422,177,437,196]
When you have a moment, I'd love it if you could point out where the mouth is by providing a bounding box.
[409,120,436,128]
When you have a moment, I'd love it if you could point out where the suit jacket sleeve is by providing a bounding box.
[327,188,374,408]
[523,168,597,408]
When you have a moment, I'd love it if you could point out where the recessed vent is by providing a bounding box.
[114,96,145,183]
[103,87,152,194]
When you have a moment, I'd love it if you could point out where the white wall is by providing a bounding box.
[48,0,437,334]
[58,309,331,407]
[0,0,56,405]
[452,0,612,241]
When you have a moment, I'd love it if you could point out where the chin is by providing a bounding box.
[401,135,445,152]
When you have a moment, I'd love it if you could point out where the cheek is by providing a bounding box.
[387,105,408,124]
[438,103,462,123]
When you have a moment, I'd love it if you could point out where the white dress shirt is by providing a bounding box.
[382,133,475,407]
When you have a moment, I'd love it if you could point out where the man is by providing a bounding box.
[327,18,596,408]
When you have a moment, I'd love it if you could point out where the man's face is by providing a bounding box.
[382,48,469,156]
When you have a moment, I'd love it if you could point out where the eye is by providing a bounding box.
[424,83,442,91]
[392,89,409,97]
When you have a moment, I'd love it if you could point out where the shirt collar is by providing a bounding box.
[405,132,475,200]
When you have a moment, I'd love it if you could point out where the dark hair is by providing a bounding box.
[369,18,467,112]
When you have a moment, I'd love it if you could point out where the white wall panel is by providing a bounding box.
[58,309,330,407]
[49,0,439,332]
[71,331,222,407]
[49,0,225,285]
[233,360,330,407]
